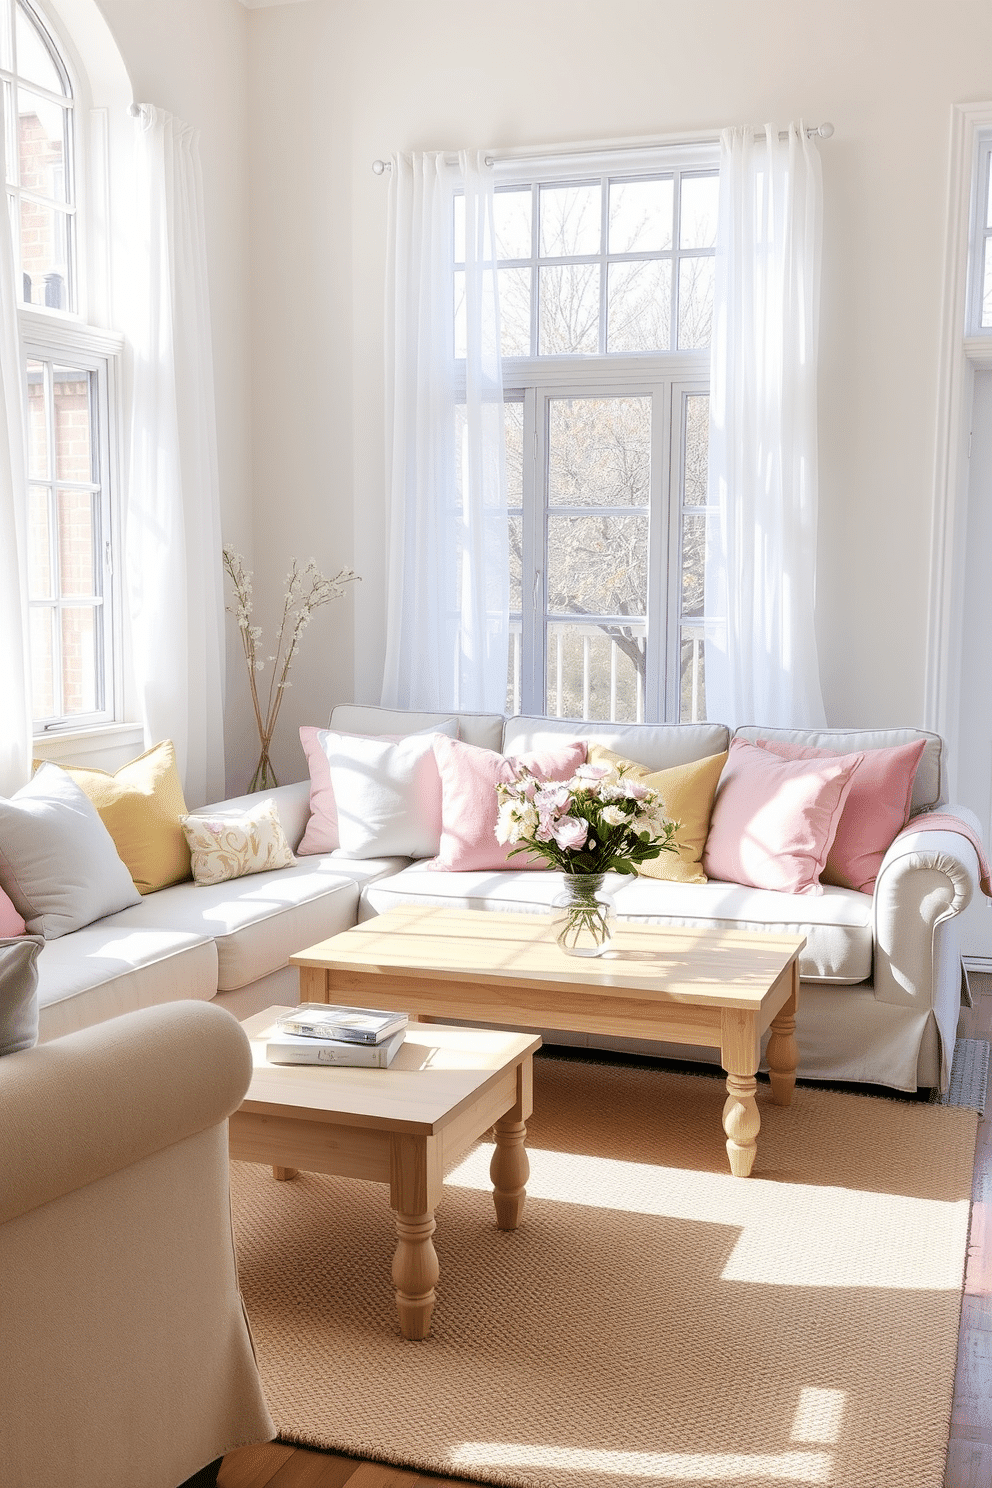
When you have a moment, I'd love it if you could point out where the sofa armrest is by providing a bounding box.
[871,806,981,1009]
[0,1000,252,1226]
[195,779,313,851]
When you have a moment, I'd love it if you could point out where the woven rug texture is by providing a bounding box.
[230,1056,978,1488]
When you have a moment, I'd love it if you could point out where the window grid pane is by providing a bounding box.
[2,0,75,312]
[27,355,109,725]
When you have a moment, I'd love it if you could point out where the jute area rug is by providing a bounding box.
[230,1054,979,1488]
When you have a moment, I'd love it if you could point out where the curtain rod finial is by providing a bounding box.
[816,122,834,138]
[372,158,391,175]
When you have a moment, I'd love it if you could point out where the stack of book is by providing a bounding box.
[266,1003,409,1067]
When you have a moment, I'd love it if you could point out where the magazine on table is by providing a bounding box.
[276,1003,409,1045]
[266,1027,406,1067]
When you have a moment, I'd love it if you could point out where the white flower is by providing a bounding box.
[600,804,628,826]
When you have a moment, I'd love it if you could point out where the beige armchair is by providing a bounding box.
[0,998,274,1488]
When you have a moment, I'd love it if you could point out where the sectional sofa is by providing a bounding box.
[17,705,985,1095]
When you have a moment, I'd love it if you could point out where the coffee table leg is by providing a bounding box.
[392,1210,439,1341]
[766,971,799,1106]
[721,1009,760,1178]
[491,1116,529,1229]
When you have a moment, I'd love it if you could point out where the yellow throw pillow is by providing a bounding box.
[586,743,729,884]
[51,740,192,895]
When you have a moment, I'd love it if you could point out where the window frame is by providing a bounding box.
[1,0,78,316]
[22,307,125,732]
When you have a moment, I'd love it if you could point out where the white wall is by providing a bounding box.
[91,0,992,818]
[95,0,257,792]
[235,0,992,789]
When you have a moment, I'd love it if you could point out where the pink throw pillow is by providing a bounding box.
[755,736,927,894]
[298,726,341,854]
[702,737,864,895]
[429,734,587,872]
[0,884,26,936]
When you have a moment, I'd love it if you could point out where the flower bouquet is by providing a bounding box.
[495,761,680,956]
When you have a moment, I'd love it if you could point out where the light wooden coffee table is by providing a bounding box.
[229,1007,540,1340]
[291,904,806,1179]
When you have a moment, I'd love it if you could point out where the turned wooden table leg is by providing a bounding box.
[723,1073,760,1177]
[491,1116,529,1229]
[766,969,799,1106]
[392,1210,439,1340]
[389,1131,443,1340]
[721,1007,761,1178]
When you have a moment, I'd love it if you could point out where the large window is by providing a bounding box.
[2,0,123,732]
[457,149,719,724]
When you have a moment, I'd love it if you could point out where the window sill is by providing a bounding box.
[32,722,145,771]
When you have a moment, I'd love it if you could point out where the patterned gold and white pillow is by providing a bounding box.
[179,798,296,886]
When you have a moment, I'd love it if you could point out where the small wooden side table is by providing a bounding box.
[229,1008,541,1340]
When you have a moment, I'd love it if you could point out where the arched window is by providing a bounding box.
[2,0,75,312]
[2,0,128,737]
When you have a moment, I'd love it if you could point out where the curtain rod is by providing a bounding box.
[371,122,834,174]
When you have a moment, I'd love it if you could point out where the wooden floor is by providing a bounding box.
[219,976,992,1488]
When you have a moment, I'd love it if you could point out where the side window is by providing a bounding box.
[2,0,75,311]
[2,0,124,731]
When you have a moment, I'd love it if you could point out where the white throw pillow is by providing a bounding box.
[180,798,297,885]
[325,725,457,859]
[0,763,141,938]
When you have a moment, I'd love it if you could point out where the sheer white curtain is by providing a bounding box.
[381,150,508,713]
[705,122,826,729]
[0,108,30,797]
[124,106,226,805]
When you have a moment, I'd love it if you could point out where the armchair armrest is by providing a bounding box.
[0,999,252,1227]
[871,805,981,1009]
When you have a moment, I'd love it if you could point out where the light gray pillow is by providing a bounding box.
[0,934,43,1055]
[0,763,141,938]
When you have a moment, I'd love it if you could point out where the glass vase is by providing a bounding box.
[551,874,616,957]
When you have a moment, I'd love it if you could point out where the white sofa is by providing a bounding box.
[34,705,982,1095]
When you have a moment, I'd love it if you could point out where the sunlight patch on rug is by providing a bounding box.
[446,1141,971,1289]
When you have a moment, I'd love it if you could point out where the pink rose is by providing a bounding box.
[552,815,588,850]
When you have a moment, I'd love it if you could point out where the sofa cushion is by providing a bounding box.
[99,857,395,991]
[754,736,927,894]
[180,798,297,885]
[733,725,943,816]
[329,704,505,752]
[703,738,863,894]
[0,764,141,938]
[0,934,43,1055]
[586,743,727,883]
[502,716,730,772]
[35,925,218,1043]
[53,740,192,894]
[428,735,587,872]
[359,866,874,984]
